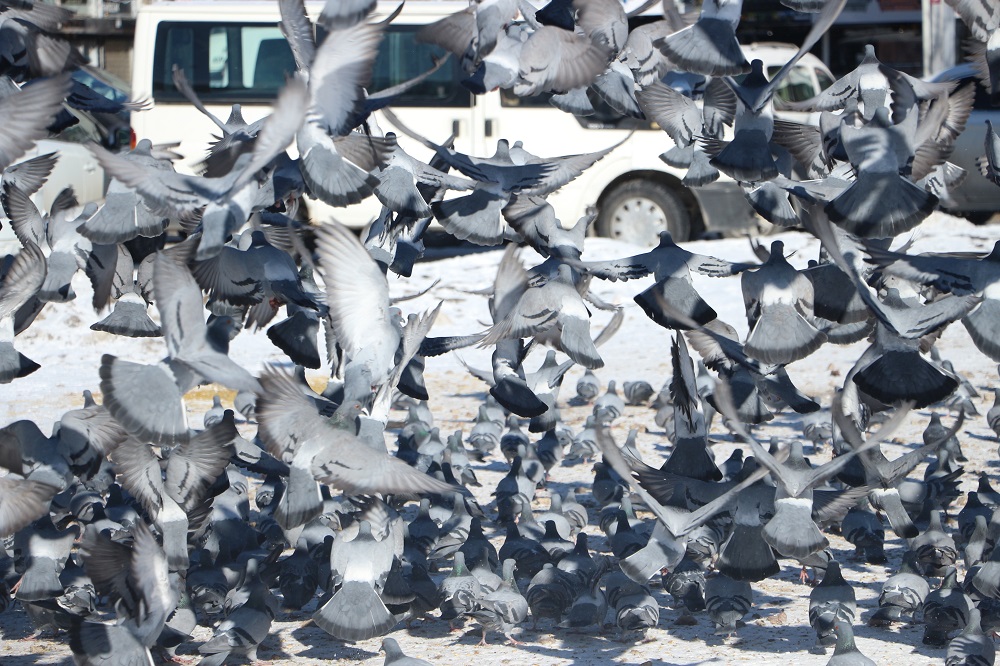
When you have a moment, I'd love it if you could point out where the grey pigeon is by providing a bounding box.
[705,573,752,635]
[198,558,278,664]
[870,551,929,625]
[381,637,433,666]
[255,367,453,519]
[469,558,529,644]
[70,522,178,666]
[100,249,262,446]
[946,607,995,666]
[825,107,938,238]
[923,566,975,646]
[575,368,600,403]
[909,509,959,577]
[605,569,659,638]
[827,622,876,666]
[592,380,625,424]
[809,561,857,647]
[741,240,826,365]
[570,230,753,330]
[0,258,42,374]
[313,519,398,641]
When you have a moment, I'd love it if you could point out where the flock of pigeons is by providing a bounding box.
[2,0,1000,664]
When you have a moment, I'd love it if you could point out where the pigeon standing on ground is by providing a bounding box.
[381,637,434,666]
[809,561,857,647]
[705,573,752,635]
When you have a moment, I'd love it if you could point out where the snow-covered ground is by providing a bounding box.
[2,212,999,665]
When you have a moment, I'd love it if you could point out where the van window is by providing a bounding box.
[816,69,835,93]
[153,21,469,107]
[767,65,816,103]
[153,22,297,102]
[372,27,470,107]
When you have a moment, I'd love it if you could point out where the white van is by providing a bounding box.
[130,1,834,244]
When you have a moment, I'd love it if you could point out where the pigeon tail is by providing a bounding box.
[662,438,723,482]
[0,341,40,383]
[661,145,693,169]
[853,350,957,408]
[717,524,780,582]
[313,581,397,641]
[634,278,717,330]
[79,193,166,244]
[274,463,322,530]
[656,19,750,77]
[91,298,161,338]
[491,377,549,417]
[826,173,938,239]
[745,304,826,365]
[762,498,830,560]
[710,129,779,182]
[868,488,918,539]
[962,302,1000,362]
[267,312,321,369]
[431,190,506,247]
[745,182,799,227]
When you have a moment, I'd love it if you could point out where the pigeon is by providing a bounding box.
[606,570,659,638]
[469,559,529,645]
[198,558,278,664]
[740,240,826,365]
[705,573,752,635]
[313,519,398,641]
[827,622,876,666]
[255,366,454,526]
[923,566,975,646]
[570,230,753,330]
[99,249,262,446]
[69,521,178,666]
[575,368,601,404]
[592,381,625,424]
[809,561,857,647]
[870,551,929,625]
[909,509,959,577]
[946,607,995,666]
[380,637,433,666]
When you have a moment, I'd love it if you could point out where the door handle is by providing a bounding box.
[485,119,494,137]
[452,120,460,136]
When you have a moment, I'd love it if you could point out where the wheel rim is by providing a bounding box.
[607,196,667,247]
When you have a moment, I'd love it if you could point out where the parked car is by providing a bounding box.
[929,63,1000,224]
[0,102,109,246]
[71,65,136,151]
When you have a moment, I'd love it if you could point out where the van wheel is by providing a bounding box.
[596,180,691,245]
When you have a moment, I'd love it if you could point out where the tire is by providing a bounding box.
[596,179,692,245]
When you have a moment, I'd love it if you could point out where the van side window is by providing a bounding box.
[767,65,816,103]
[153,22,296,102]
[373,27,470,107]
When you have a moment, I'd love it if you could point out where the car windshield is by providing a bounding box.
[72,68,130,105]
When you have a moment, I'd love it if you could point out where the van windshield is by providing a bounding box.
[153,21,469,107]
